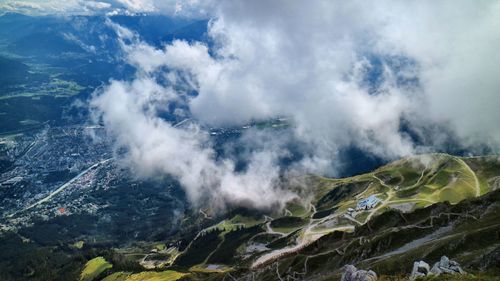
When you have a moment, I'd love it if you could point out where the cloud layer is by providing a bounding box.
[0,0,209,16]
[91,1,500,209]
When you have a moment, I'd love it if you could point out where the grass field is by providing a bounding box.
[284,200,310,217]
[80,257,112,281]
[189,264,232,273]
[202,214,264,237]
[0,77,85,100]
[72,240,84,249]
[101,272,131,281]
[101,271,188,281]
[121,271,188,281]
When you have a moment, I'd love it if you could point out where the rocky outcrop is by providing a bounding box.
[341,265,377,281]
[430,256,465,275]
[410,256,465,280]
[410,261,430,280]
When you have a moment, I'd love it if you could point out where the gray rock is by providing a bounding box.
[439,256,450,268]
[410,261,431,280]
[450,264,465,274]
[418,261,430,274]
[341,265,378,281]
[430,263,442,275]
[429,256,466,277]
[441,267,458,274]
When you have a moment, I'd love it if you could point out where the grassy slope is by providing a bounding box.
[197,154,500,280]
[80,257,113,281]
[84,154,500,281]
[122,271,188,281]
[100,271,188,281]
[244,189,500,280]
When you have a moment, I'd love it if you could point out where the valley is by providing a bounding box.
[0,6,499,281]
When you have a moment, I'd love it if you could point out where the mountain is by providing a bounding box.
[0,13,208,58]
[0,56,30,85]
[0,13,208,135]
[70,154,500,281]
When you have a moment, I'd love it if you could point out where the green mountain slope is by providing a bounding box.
[83,154,500,281]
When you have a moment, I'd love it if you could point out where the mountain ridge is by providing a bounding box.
[77,153,500,281]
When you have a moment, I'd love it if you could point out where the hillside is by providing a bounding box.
[79,153,500,281]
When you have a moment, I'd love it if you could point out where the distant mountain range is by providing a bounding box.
[0,12,209,85]
[0,13,208,135]
[0,12,209,55]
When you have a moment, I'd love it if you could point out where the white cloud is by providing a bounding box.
[114,0,155,13]
[91,1,500,209]
[381,1,500,146]
[176,0,500,154]
[84,1,112,10]
[151,1,419,162]
[90,76,296,210]
[0,0,210,16]
[0,0,81,14]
